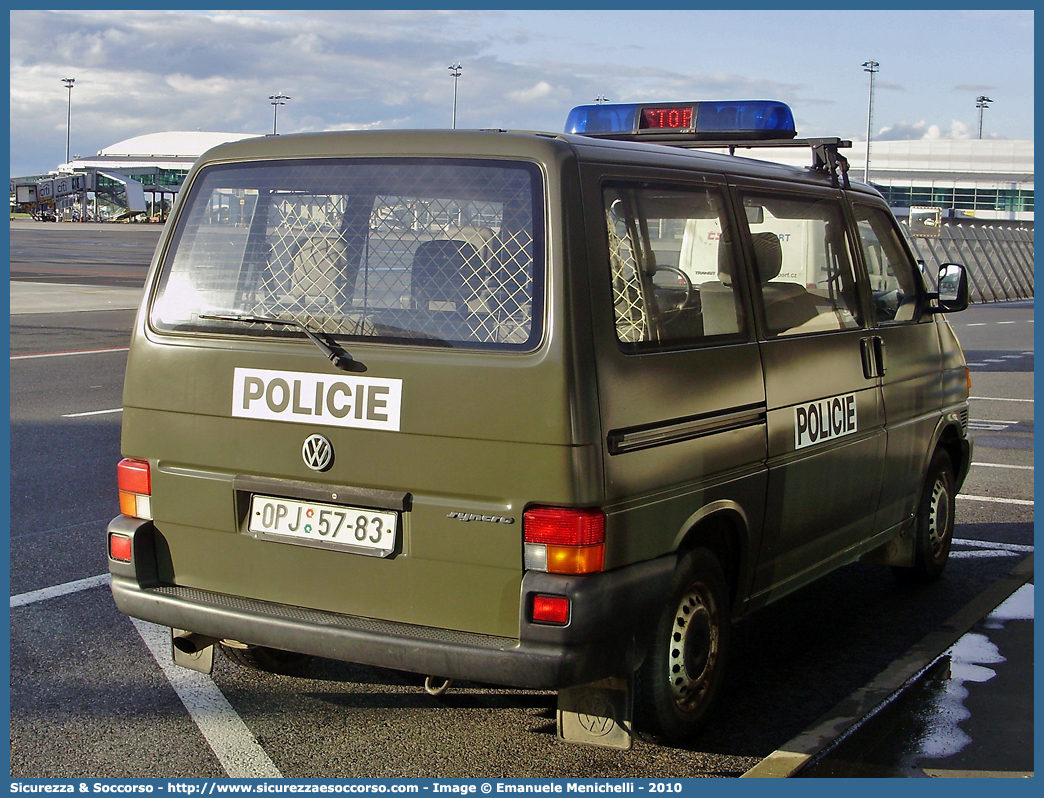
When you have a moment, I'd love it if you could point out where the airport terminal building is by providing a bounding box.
[10,131,1034,301]
[11,131,1034,223]
[753,138,1033,225]
[11,131,260,221]
[746,139,1034,301]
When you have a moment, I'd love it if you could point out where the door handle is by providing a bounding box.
[873,336,886,376]
[860,336,886,379]
[860,337,877,379]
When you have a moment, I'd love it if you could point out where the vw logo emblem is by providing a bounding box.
[302,434,334,472]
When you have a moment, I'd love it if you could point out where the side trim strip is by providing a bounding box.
[608,403,766,455]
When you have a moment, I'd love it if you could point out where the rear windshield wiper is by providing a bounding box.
[199,314,364,372]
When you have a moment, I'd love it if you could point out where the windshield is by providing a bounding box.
[151,158,544,350]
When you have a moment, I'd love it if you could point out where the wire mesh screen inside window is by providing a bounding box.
[152,159,543,350]
[603,185,744,349]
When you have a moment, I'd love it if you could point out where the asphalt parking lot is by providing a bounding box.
[8,221,1034,778]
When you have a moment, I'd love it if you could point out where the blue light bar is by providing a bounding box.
[564,101,797,141]
[564,104,642,136]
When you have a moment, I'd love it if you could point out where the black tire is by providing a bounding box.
[635,547,730,745]
[218,643,313,674]
[898,450,956,583]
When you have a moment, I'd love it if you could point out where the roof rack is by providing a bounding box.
[663,137,853,189]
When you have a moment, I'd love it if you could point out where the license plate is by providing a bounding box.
[248,495,397,557]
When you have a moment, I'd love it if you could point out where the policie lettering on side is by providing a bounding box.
[794,393,857,450]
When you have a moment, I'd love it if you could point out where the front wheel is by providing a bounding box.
[635,547,730,745]
[898,450,956,583]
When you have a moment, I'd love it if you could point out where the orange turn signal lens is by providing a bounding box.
[545,543,605,575]
[119,491,138,517]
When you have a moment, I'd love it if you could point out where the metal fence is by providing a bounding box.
[901,222,1035,303]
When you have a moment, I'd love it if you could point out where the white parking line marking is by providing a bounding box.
[949,550,1022,559]
[952,538,1034,552]
[11,347,130,360]
[10,574,111,608]
[922,768,1034,777]
[996,321,1017,325]
[949,536,1035,559]
[970,419,1020,425]
[965,323,987,327]
[971,397,1034,402]
[131,619,284,779]
[62,408,123,418]
[10,576,282,777]
[973,462,1034,471]
[957,494,1034,506]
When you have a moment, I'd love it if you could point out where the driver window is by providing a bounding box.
[852,204,925,324]
[603,184,745,350]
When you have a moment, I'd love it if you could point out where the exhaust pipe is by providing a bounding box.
[172,631,219,655]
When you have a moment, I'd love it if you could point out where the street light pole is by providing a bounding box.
[269,93,290,135]
[976,95,993,139]
[62,77,75,164]
[862,60,879,184]
[449,63,462,128]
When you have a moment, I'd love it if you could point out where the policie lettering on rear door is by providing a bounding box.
[232,367,403,432]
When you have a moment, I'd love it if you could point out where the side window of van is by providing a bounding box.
[740,193,864,337]
[603,185,745,349]
[852,204,925,324]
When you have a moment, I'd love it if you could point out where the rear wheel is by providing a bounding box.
[219,643,313,674]
[635,547,730,745]
[898,450,956,583]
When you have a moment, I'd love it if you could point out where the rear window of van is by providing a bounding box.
[151,158,544,350]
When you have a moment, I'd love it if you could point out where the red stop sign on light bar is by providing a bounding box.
[639,106,694,130]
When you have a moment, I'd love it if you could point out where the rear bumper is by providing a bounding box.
[108,515,675,689]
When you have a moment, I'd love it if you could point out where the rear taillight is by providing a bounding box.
[523,507,605,574]
[118,458,152,520]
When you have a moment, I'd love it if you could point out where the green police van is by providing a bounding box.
[108,100,972,748]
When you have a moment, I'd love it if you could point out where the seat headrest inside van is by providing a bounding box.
[716,230,735,286]
[751,233,783,283]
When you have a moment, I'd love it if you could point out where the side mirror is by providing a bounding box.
[929,262,969,313]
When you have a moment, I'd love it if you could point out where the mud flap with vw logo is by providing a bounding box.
[557,677,633,749]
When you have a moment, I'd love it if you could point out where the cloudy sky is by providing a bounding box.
[9,9,1034,178]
